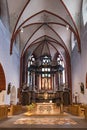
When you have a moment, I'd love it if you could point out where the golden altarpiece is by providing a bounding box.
[21,55,70,106]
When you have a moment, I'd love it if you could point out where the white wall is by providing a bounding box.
[0,20,20,105]
[71,23,87,104]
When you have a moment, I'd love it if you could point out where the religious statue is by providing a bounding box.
[44,91,48,99]
[74,92,78,104]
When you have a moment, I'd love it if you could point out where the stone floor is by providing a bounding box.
[0,113,87,129]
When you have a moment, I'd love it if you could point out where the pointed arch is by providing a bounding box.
[0,63,6,91]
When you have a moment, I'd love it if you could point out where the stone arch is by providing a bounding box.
[0,63,6,91]
[10,86,16,105]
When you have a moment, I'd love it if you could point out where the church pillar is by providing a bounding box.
[53,74,54,91]
[39,74,41,90]
[33,72,35,90]
[57,72,59,90]
[54,73,58,91]
[37,75,39,91]
[56,72,58,91]
[52,74,53,91]
[60,72,63,85]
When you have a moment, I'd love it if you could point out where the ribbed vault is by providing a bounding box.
[8,0,82,56]
[5,0,82,95]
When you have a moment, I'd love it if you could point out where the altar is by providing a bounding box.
[36,102,58,115]
[24,102,65,116]
[37,103,54,112]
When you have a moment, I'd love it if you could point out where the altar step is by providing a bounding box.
[24,107,68,116]
[24,112,68,116]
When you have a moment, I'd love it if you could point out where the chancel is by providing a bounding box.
[0,0,87,129]
[26,54,66,105]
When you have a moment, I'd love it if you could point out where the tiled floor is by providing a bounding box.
[0,113,87,129]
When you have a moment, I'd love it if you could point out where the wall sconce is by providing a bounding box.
[20,27,24,33]
[7,82,11,95]
[66,25,69,30]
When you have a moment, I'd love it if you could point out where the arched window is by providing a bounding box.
[71,32,76,51]
[41,56,51,78]
[82,0,87,26]
[57,55,65,84]
[0,0,10,30]
[27,55,35,86]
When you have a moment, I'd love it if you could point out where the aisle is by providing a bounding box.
[0,113,87,129]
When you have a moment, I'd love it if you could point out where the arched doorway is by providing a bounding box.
[63,91,70,106]
[10,86,16,105]
[0,63,6,92]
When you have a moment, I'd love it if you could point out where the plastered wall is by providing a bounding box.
[71,23,87,104]
[0,20,20,105]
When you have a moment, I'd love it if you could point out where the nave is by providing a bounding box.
[0,0,87,129]
[0,111,87,129]
[0,103,87,129]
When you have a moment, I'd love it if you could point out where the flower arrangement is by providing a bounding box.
[27,103,36,112]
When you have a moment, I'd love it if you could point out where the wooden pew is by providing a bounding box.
[84,106,87,119]
[0,105,8,120]
[8,105,22,115]
[68,104,85,116]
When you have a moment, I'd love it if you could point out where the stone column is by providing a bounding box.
[60,91,64,113]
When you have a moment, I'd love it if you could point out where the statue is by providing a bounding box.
[74,92,78,104]
[44,91,48,99]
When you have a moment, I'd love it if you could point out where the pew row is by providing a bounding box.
[0,106,8,120]
[68,104,85,117]
[8,105,23,116]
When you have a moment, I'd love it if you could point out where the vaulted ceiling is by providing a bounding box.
[7,0,82,61]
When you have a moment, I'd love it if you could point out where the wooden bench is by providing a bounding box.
[84,106,87,119]
[8,105,22,115]
[0,105,8,120]
[68,104,85,116]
